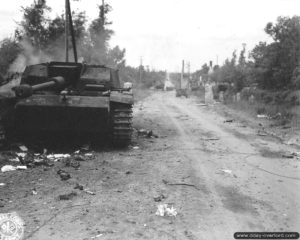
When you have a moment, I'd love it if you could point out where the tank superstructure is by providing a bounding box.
[2,61,133,146]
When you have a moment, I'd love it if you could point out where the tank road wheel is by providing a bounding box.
[111,104,133,147]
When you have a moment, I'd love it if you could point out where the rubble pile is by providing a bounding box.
[0,144,95,173]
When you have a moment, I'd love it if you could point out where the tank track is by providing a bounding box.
[111,104,133,147]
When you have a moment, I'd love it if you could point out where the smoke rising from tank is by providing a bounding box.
[9,40,52,73]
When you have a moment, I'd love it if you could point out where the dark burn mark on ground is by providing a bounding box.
[258,147,284,158]
[216,185,274,215]
[225,128,252,141]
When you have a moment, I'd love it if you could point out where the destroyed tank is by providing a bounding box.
[0,0,133,147]
[2,62,133,146]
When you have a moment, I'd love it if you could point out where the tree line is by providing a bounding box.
[0,0,165,88]
[0,0,124,72]
[195,16,300,92]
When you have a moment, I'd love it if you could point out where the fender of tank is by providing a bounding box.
[2,61,133,146]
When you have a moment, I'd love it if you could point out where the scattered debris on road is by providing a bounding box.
[1,165,27,172]
[257,130,268,136]
[18,145,28,152]
[224,119,234,123]
[91,234,103,239]
[47,154,71,161]
[75,156,85,161]
[16,152,27,158]
[285,137,300,146]
[65,158,80,169]
[154,194,166,202]
[74,183,84,190]
[32,188,38,195]
[202,137,220,141]
[216,169,238,178]
[58,191,77,200]
[137,129,158,138]
[270,112,282,120]
[257,114,268,119]
[57,169,71,181]
[146,130,158,138]
[33,156,54,167]
[0,149,95,172]
[220,169,233,175]
[281,151,300,159]
[9,157,20,162]
[84,189,96,195]
[155,204,177,217]
[137,129,147,135]
[162,179,200,190]
[282,153,295,159]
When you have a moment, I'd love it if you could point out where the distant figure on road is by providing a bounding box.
[204,83,215,104]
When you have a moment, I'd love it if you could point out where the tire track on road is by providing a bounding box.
[158,96,244,240]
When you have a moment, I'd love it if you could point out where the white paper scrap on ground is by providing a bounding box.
[155,204,177,217]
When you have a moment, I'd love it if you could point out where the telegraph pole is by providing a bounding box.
[139,57,143,83]
[65,0,69,62]
[101,0,105,20]
[180,60,184,89]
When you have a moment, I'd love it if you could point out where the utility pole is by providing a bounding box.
[180,60,184,89]
[65,0,69,62]
[101,0,105,20]
[139,56,143,83]
[187,61,191,90]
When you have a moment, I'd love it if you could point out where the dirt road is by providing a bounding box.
[1,90,299,240]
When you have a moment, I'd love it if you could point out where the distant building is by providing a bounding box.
[164,80,175,91]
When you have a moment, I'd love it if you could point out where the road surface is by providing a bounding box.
[0,90,299,240]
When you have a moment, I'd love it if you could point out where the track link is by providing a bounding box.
[111,104,133,147]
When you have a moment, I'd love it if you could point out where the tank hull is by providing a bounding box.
[14,95,110,134]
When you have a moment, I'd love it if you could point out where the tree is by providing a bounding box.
[16,0,51,51]
[230,50,237,66]
[107,46,126,68]
[2,0,127,79]
[0,38,21,77]
[88,2,114,64]
[251,16,300,89]
[45,11,88,61]
[238,44,246,66]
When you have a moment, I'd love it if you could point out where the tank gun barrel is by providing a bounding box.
[13,76,65,98]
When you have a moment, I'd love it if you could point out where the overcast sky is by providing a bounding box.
[1,0,300,71]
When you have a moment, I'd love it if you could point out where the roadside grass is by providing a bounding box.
[226,99,300,128]
[133,88,154,103]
